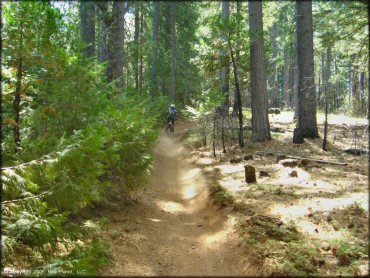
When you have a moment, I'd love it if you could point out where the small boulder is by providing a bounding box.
[243,154,254,161]
[289,170,298,177]
[244,164,256,183]
[230,156,242,163]
[266,152,274,157]
[259,171,269,177]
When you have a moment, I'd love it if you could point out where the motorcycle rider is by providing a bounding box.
[166,104,177,126]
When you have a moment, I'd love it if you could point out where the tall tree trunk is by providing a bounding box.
[334,54,339,111]
[151,1,160,100]
[221,1,230,113]
[326,47,332,111]
[112,1,125,87]
[270,23,279,108]
[360,72,365,115]
[320,53,325,110]
[283,48,290,108]
[248,0,271,142]
[293,61,299,119]
[97,2,114,81]
[228,34,244,147]
[352,63,360,114]
[14,57,23,149]
[80,1,95,58]
[134,2,140,91]
[288,60,294,108]
[97,2,108,65]
[232,1,241,116]
[295,1,318,138]
[170,2,176,103]
[139,2,144,92]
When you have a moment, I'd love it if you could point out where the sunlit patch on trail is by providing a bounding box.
[198,216,236,247]
[146,218,164,223]
[181,168,202,181]
[295,219,346,240]
[271,192,368,220]
[275,167,310,184]
[219,178,245,193]
[215,164,244,175]
[183,184,197,199]
[156,200,187,213]
[195,157,214,165]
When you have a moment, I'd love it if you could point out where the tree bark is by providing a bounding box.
[151,1,160,100]
[134,2,140,91]
[80,1,96,58]
[248,0,271,142]
[14,57,23,149]
[221,1,230,113]
[112,1,125,87]
[288,61,295,108]
[295,1,318,138]
[232,1,241,116]
[283,47,290,107]
[139,2,144,92]
[96,2,114,81]
[97,2,108,65]
[228,34,244,148]
[270,23,279,108]
[360,72,365,114]
[352,63,360,114]
[170,1,176,103]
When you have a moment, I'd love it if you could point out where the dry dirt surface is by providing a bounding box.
[99,120,257,276]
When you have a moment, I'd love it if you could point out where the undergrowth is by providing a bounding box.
[240,214,323,276]
[1,94,169,275]
[209,184,234,206]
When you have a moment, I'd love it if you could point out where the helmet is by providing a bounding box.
[170,104,175,108]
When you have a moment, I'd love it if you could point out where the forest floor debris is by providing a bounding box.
[187,111,368,276]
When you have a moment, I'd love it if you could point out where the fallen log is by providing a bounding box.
[276,154,348,166]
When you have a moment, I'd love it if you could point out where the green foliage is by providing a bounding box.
[242,215,323,276]
[209,184,234,206]
[331,239,367,266]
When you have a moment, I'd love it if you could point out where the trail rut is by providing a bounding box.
[100,121,255,276]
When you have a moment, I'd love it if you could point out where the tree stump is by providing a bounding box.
[293,128,304,144]
[244,164,256,183]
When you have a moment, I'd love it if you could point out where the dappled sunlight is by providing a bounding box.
[198,216,236,248]
[275,167,310,185]
[195,157,214,165]
[219,178,245,193]
[201,230,228,245]
[146,218,164,223]
[156,200,188,214]
[296,219,345,240]
[271,192,368,220]
[215,164,244,175]
[183,184,198,199]
[180,168,202,181]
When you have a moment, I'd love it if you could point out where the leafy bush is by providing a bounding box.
[209,184,234,206]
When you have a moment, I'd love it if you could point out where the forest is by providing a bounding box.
[1,0,369,276]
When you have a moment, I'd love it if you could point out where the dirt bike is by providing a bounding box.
[165,118,175,134]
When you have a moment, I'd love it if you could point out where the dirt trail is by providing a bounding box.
[100,121,255,276]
